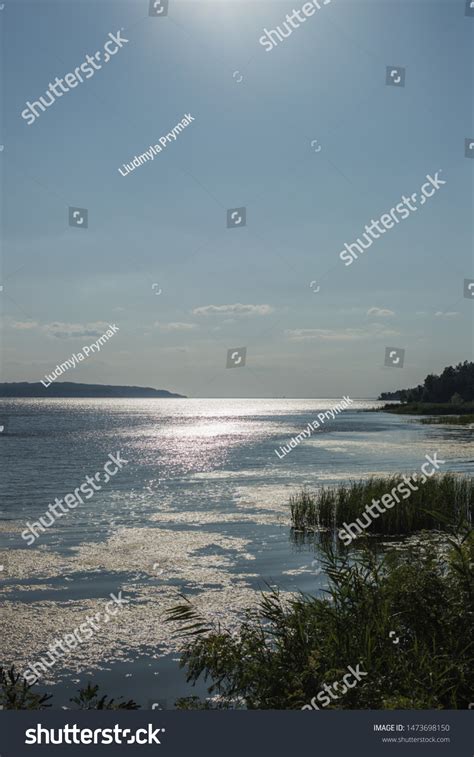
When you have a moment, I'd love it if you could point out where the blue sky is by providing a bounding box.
[1,0,473,397]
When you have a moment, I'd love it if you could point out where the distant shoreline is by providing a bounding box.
[381,401,474,416]
[0,388,385,400]
[0,382,185,399]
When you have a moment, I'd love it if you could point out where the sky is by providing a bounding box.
[1,0,473,398]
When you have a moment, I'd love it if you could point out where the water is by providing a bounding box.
[0,398,471,707]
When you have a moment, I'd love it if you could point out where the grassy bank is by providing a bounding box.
[382,402,474,416]
[289,474,473,535]
[420,415,474,426]
[167,532,474,709]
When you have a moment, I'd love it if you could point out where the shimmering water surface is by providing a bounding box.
[0,398,472,707]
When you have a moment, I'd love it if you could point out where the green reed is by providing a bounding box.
[290,474,473,535]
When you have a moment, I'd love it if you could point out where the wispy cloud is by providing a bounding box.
[285,324,400,342]
[192,303,273,317]
[9,320,112,339]
[434,311,459,318]
[9,320,39,330]
[367,307,395,318]
[43,322,112,339]
[154,322,197,332]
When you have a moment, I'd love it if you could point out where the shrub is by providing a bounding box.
[167,531,474,709]
[0,670,139,710]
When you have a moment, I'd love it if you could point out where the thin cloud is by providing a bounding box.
[285,324,400,342]
[9,320,39,330]
[192,303,273,317]
[367,307,395,318]
[9,320,111,338]
[154,322,197,332]
[42,322,112,339]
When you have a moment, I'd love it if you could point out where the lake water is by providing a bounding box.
[0,398,472,708]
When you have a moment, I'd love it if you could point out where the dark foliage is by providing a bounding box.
[167,531,474,710]
[0,669,139,710]
[379,361,474,403]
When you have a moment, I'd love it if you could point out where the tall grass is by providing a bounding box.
[290,474,473,535]
[420,415,474,426]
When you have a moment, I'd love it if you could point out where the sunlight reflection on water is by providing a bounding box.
[0,398,471,704]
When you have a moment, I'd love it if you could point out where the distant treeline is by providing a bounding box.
[379,361,474,404]
[0,382,185,398]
